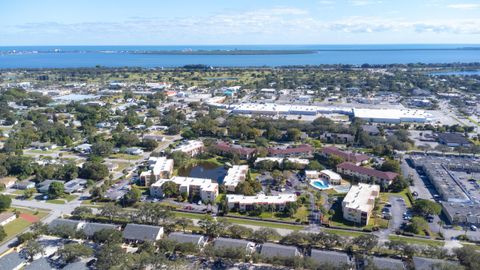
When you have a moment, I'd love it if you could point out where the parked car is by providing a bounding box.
[470,225,478,231]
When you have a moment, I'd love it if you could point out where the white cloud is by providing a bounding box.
[447,3,480,10]
[349,0,382,6]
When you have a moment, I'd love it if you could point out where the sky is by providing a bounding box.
[0,0,479,45]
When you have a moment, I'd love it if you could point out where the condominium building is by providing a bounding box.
[150,176,218,202]
[226,194,297,211]
[336,162,398,186]
[321,146,370,165]
[140,157,174,186]
[172,140,204,157]
[223,165,249,192]
[342,183,380,225]
[319,169,342,185]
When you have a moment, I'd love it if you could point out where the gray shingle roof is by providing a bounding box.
[122,224,163,242]
[310,249,351,266]
[368,257,405,270]
[412,256,459,270]
[24,257,53,270]
[62,261,88,270]
[260,243,300,258]
[82,222,119,237]
[168,232,204,245]
[0,252,25,270]
[213,237,254,250]
[48,218,82,231]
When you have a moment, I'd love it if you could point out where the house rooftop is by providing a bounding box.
[123,223,163,242]
[260,243,299,258]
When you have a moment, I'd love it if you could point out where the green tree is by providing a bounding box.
[23,188,36,199]
[95,243,125,269]
[48,181,64,199]
[58,243,93,263]
[162,181,180,198]
[306,160,324,171]
[71,206,93,219]
[0,226,6,242]
[455,246,480,270]
[251,228,280,243]
[91,141,113,157]
[93,228,123,244]
[412,199,442,217]
[17,232,35,244]
[380,159,401,173]
[406,217,429,234]
[24,240,44,261]
[177,218,193,233]
[0,194,12,211]
[353,234,378,254]
[79,162,109,181]
[122,186,142,206]
[287,128,302,142]
[198,216,229,238]
[389,176,409,192]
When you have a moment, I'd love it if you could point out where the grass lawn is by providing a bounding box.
[388,235,444,247]
[380,189,412,208]
[1,208,49,245]
[46,199,66,204]
[323,228,366,238]
[64,194,78,202]
[110,153,142,160]
[172,211,304,230]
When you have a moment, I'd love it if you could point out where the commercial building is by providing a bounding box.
[140,157,174,186]
[353,108,429,123]
[172,140,204,157]
[342,183,380,225]
[321,146,370,165]
[150,176,218,202]
[226,194,297,211]
[437,133,471,147]
[336,162,398,186]
[223,165,249,192]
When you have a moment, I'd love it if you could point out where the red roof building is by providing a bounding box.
[336,162,398,186]
[215,142,257,159]
[267,144,314,157]
[321,146,370,165]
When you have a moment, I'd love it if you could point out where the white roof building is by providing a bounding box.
[172,140,204,157]
[223,165,249,192]
[353,108,429,123]
[150,176,218,202]
[226,194,297,210]
[342,183,380,225]
[255,157,309,166]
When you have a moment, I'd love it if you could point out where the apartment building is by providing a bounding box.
[321,146,370,165]
[342,183,380,225]
[172,140,204,157]
[223,165,249,192]
[150,176,218,202]
[140,157,174,186]
[336,162,398,186]
[226,194,297,211]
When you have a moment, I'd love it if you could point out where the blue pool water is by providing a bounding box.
[311,180,330,190]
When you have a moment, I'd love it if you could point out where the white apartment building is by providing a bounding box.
[319,170,342,185]
[172,140,204,157]
[226,194,297,211]
[342,183,380,225]
[255,157,310,166]
[223,165,249,192]
[150,176,218,202]
[140,157,174,186]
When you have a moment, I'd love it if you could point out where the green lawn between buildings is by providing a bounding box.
[1,208,49,245]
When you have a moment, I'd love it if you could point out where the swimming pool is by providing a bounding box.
[310,179,331,190]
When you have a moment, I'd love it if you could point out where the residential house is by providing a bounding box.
[168,232,206,247]
[82,222,121,238]
[123,224,164,243]
[0,252,26,270]
[37,180,64,194]
[0,212,16,226]
[412,256,460,270]
[0,177,16,189]
[14,181,35,190]
[365,257,405,270]
[310,249,352,268]
[260,243,301,258]
[64,179,87,194]
[213,237,256,253]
